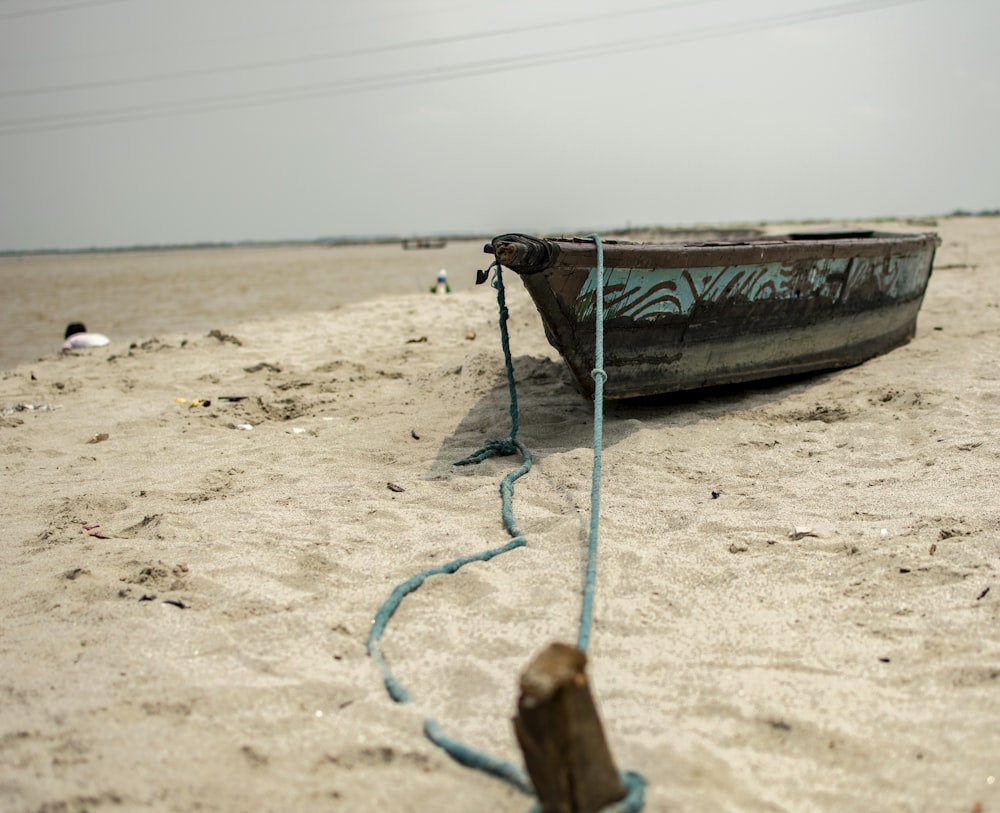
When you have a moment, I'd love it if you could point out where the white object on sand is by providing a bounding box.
[63,332,110,350]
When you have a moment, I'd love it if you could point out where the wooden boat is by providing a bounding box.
[485,229,940,399]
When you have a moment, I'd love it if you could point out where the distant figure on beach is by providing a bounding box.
[431,269,451,295]
[62,322,110,352]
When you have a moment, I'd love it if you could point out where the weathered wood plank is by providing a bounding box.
[513,642,625,813]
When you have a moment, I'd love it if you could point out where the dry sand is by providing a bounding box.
[1,217,997,812]
[0,240,483,372]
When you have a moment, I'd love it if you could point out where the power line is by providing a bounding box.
[0,0,130,21]
[0,0,930,136]
[0,0,727,99]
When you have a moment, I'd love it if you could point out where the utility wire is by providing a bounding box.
[0,0,727,99]
[0,0,130,20]
[0,0,930,136]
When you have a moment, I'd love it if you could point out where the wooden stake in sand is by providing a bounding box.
[513,642,626,813]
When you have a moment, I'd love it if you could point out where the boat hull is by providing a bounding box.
[486,231,940,399]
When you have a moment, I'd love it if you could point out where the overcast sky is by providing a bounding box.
[0,0,996,251]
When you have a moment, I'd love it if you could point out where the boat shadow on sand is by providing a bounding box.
[434,354,836,472]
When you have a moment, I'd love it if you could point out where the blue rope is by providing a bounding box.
[367,530,528,703]
[424,719,533,794]
[576,234,647,811]
[577,233,606,654]
[366,250,647,812]
[454,261,522,466]
[366,260,534,797]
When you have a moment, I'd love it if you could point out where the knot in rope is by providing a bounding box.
[453,437,519,466]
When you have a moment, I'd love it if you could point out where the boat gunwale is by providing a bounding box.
[487,231,942,273]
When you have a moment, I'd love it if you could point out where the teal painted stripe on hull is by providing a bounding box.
[574,253,930,323]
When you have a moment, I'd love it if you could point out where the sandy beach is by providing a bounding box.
[0,240,483,372]
[1,217,998,812]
